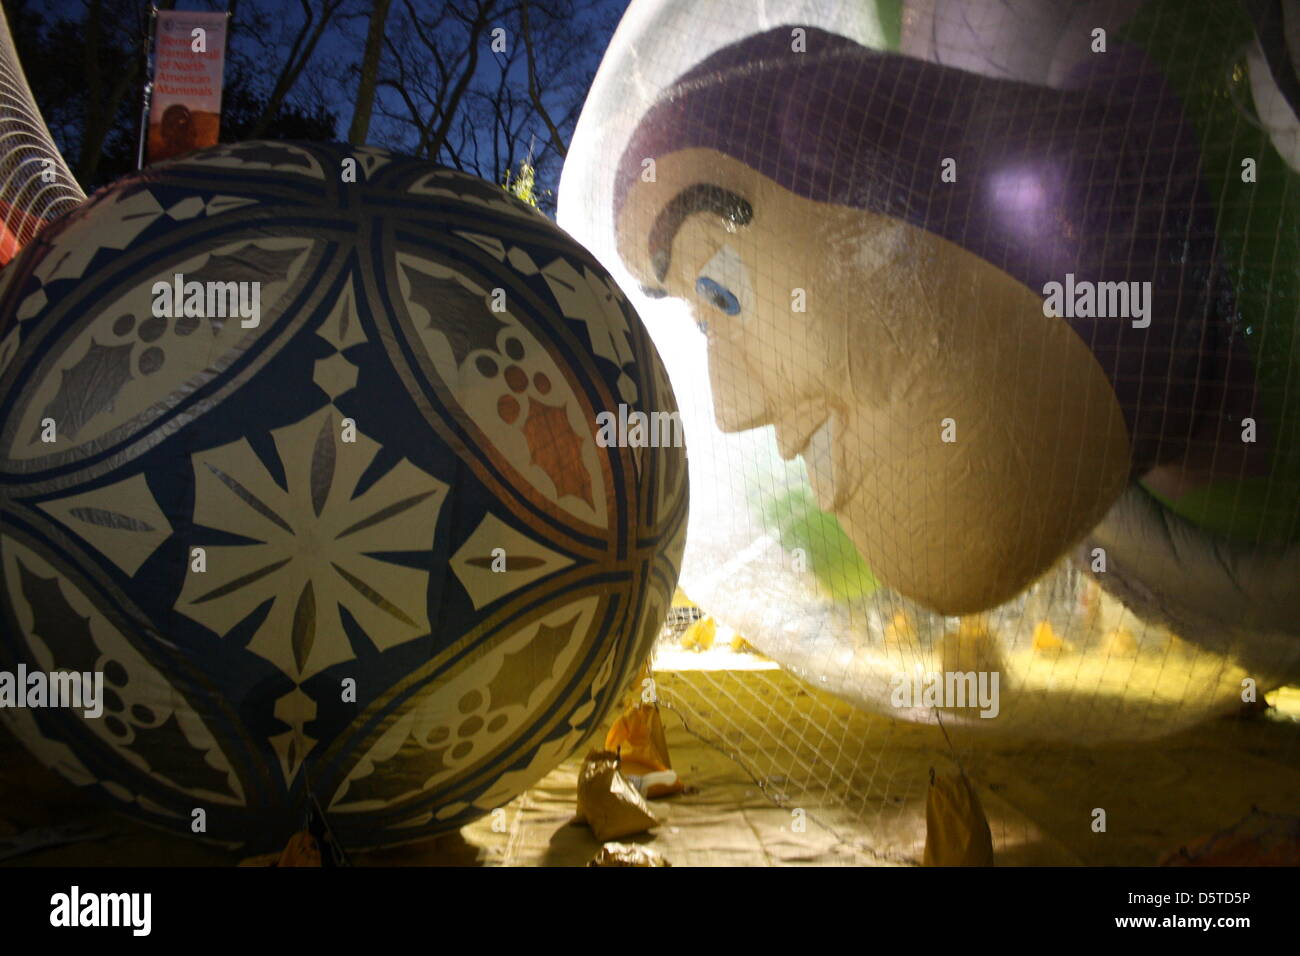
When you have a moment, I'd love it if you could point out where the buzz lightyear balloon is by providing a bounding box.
[559,0,1300,739]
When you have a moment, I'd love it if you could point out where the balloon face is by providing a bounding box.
[559,0,1300,740]
[616,147,1132,613]
[0,142,687,850]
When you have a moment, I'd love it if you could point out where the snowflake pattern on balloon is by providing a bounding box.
[176,405,448,681]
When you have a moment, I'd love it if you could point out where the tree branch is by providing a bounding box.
[520,0,566,157]
[348,0,393,144]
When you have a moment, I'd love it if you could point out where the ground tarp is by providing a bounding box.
[1,669,1296,866]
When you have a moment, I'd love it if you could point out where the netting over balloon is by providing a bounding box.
[0,9,84,264]
[559,0,1300,743]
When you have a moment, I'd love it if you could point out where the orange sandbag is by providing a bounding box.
[574,749,659,841]
[276,830,323,867]
[605,701,684,798]
[923,770,994,866]
[589,842,671,867]
[237,830,324,867]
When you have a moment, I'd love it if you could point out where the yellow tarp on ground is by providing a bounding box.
[1,670,1296,866]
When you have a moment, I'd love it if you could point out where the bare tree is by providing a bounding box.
[347,0,393,144]
[76,0,173,183]
[519,0,566,158]
[372,0,499,161]
[245,0,349,139]
[14,0,618,200]
[366,0,612,211]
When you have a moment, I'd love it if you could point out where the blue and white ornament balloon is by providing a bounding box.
[0,141,686,850]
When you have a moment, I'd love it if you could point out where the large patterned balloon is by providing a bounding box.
[0,141,687,850]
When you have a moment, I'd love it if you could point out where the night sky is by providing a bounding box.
[28,0,632,202]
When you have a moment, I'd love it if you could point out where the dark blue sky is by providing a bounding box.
[33,0,630,203]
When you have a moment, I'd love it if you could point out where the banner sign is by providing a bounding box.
[146,10,228,164]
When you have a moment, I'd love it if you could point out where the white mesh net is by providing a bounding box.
[0,7,85,263]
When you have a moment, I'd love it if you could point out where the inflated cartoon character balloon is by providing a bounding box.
[0,141,686,850]
[560,0,1300,739]
[614,21,1282,615]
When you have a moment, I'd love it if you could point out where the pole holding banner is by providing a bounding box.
[136,5,157,171]
[145,9,229,165]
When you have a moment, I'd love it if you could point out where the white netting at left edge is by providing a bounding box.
[0,7,85,263]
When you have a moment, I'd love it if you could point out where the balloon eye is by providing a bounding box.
[695,276,740,316]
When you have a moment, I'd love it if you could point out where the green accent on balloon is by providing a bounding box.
[874,0,903,51]
[1144,475,1300,544]
[1124,0,1300,545]
[758,485,880,601]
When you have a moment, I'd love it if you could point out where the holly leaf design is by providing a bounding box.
[35,339,134,443]
[401,264,505,366]
[128,713,236,797]
[522,398,592,507]
[486,613,580,711]
[179,245,306,333]
[187,245,305,288]
[17,557,99,675]
[340,741,450,807]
